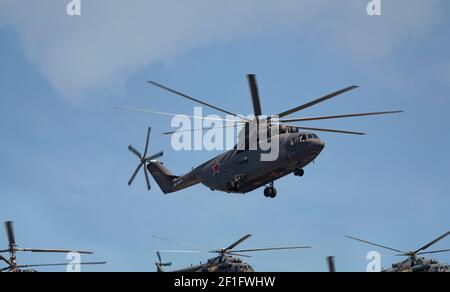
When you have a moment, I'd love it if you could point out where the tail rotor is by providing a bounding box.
[155,251,172,272]
[128,127,163,190]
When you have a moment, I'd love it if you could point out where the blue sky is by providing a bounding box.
[0,0,449,272]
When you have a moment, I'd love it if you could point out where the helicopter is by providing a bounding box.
[346,231,450,272]
[123,74,402,198]
[0,221,106,272]
[152,234,310,272]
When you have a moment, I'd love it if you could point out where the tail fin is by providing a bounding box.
[147,161,200,194]
[147,161,179,194]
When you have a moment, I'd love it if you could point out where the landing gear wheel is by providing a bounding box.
[264,183,277,198]
[269,187,277,198]
[294,168,304,177]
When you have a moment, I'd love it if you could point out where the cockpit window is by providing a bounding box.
[300,135,307,142]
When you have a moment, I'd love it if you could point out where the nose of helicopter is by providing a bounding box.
[311,139,325,152]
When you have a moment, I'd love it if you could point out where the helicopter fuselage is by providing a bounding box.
[148,130,325,195]
[196,131,324,194]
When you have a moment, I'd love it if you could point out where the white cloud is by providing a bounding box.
[0,0,442,103]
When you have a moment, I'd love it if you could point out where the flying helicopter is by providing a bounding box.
[122,74,403,198]
[152,234,310,272]
[346,231,450,272]
[0,221,106,272]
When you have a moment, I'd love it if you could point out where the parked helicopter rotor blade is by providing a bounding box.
[0,254,10,265]
[115,106,243,123]
[277,85,359,118]
[14,262,106,269]
[413,231,450,255]
[147,81,251,122]
[232,246,311,253]
[128,145,142,160]
[144,127,151,157]
[16,248,93,254]
[247,74,262,117]
[417,248,450,256]
[287,125,366,135]
[224,234,252,252]
[345,236,406,254]
[157,251,162,263]
[151,235,210,251]
[278,110,404,123]
[5,221,16,250]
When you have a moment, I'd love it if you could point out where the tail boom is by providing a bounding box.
[147,161,199,194]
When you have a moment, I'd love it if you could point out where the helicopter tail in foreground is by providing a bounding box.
[147,161,199,194]
[147,161,179,194]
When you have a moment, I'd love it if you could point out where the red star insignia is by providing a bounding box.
[212,160,221,175]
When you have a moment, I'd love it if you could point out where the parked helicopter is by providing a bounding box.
[123,74,402,198]
[346,231,450,272]
[0,221,106,272]
[153,234,310,272]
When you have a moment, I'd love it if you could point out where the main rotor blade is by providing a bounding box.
[227,252,252,258]
[277,85,359,118]
[115,106,243,123]
[162,124,242,135]
[346,236,406,254]
[288,125,366,135]
[144,166,151,191]
[5,221,16,248]
[144,127,151,157]
[151,235,210,251]
[147,81,250,122]
[15,262,106,269]
[225,234,252,252]
[128,163,143,186]
[128,145,142,159]
[0,254,10,265]
[157,251,162,263]
[247,74,262,117]
[17,248,93,254]
[417,248,450,256]
[156,250,203,253]
[413,231,450,255]
[233,246,311,253]
[145,151,164,162]
[278,110,404,123]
